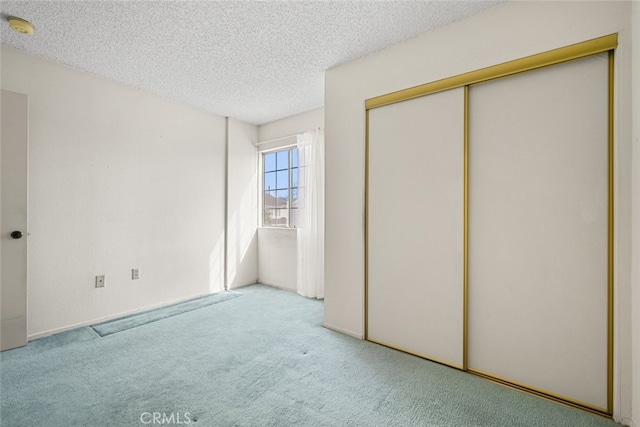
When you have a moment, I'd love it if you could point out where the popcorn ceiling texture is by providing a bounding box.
[0,1,501,125]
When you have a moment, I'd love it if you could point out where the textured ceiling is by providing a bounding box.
[1,1,502,125]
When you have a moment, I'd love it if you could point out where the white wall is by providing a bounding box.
[258,108,324,151]
[631,2,640,426]
[256,108,323,290]
[257,227,297,291]
[325,1,633,422]
[1,47,257,338]
[227,119,258,289]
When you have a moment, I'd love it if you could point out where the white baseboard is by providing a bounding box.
[619,417,634,427]
[322,322,363,340]
[228,282,258,290]
[257,282,298,293]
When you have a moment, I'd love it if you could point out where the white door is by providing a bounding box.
[1,90,28,351]
[367,88,465,368]
[467,53,609,411]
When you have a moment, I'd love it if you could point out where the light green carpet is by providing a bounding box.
[0,284,619,426]
[91,291,241,337]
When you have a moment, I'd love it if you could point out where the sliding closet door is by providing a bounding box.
[468,54,609,410]
[368,88,464,368]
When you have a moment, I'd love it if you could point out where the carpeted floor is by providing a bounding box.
[91,291,241,337]
[0,284,619,426]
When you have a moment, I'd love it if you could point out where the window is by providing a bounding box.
[262,147,300,227]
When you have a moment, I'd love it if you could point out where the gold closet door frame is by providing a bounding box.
[364,33,617,415]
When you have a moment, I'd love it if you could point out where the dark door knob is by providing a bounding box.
[10,231,23,239]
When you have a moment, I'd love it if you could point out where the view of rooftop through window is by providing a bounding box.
[263,147,301,227]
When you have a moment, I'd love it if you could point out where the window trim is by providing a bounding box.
[261,145,298,228]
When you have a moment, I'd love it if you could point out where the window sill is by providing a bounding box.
[258,225,298,230]
[258,226,298,231]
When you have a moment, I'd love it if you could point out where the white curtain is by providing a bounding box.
[296,129,325,299]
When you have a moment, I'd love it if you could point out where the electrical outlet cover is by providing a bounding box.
[95,275,105,288]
